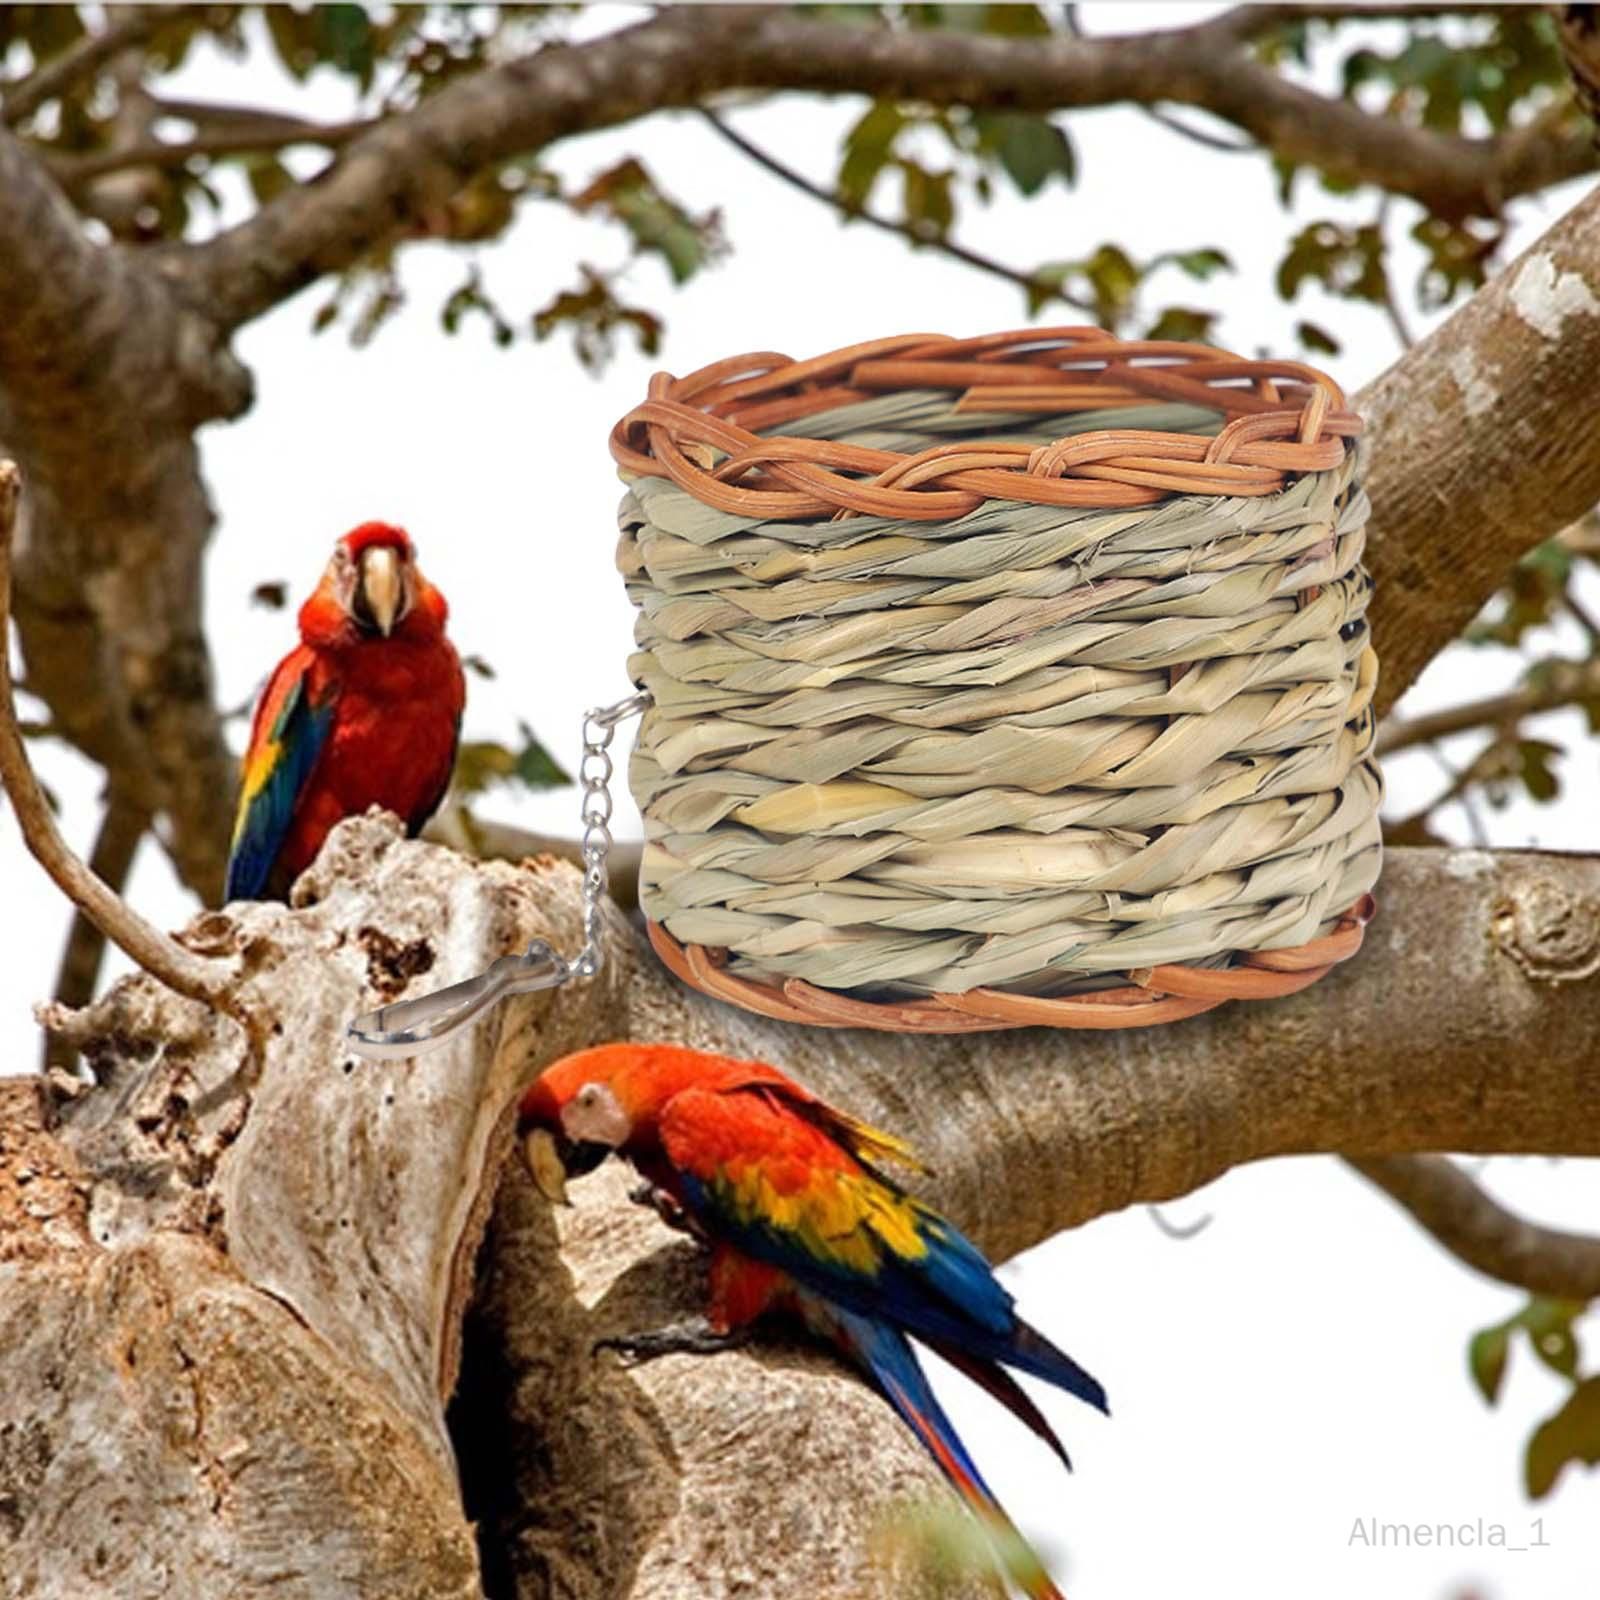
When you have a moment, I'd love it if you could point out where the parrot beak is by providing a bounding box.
[522,1125,610,1206]
[356,544,403,637]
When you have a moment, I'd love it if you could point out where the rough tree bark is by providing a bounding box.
[0,124,251,902]
[2,818,1596,1598]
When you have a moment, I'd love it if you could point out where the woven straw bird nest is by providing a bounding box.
[611,328,1381,1032]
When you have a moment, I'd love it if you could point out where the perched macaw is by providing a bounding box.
[225,522,465,902]
[520,1042,1107,1599]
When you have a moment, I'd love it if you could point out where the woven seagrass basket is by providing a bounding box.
[610,328,1381,1032]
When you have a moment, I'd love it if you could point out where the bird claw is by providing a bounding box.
[593,1320,746,1367]
[628,1181,694,1235]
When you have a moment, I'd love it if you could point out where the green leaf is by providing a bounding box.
[263,5,316,81]
[440,266,515,347]
[1271,156,1300,208]
[1517,739,1562,804]
[452,724,571,800]
[243,155,294,207]
[1469,1320,1513,1405]
[1412,217,1502,311]
[1144,306,1218,344]
[899,160,954,240]
[1337,12,1566,137]
[837,101,907,211]
[532,266,662,373]
[971,4,1052,37]
[1526,1376,1600,1499]
[1152,247,1234,282]
[572,159,725,285]
[1276,220,1388,306]
[1521,1298,1584,1380]
[1295,320,1342,356]
[314,3,375,90]
[977,112,1076,197]
[512,721,571,789]
[1469,539,1577,646]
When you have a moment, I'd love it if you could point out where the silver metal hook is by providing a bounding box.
[343,689,650,1061]
[346,940,570,1060]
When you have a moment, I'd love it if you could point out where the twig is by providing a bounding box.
[1564,586,1600,645]
[1348,1154,1600,1301]
[0,5,191,126]
[51,118,373,188]
[41,788,150,1076]
[1376,657,1600,755]
[1375,196,1416,350]
[696,107,1098,318]
[0,462,237,1016]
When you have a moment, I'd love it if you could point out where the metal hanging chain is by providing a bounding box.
[571,689,653,981]
[346,688,652,1059]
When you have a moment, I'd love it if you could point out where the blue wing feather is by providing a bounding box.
[675,1159,1106,1415]
[224,661,336,901]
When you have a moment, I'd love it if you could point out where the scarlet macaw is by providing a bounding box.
[520,1043,1107,1599]
[225,522,465,901]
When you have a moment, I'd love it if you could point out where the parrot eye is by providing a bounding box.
[562,1081,629,1147]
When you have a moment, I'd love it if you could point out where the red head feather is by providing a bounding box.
[338,521,415,560]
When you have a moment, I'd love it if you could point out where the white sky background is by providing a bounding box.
[3,4,1600,1595]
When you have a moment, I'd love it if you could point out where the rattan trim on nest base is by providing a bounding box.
[647,895,1376,1033]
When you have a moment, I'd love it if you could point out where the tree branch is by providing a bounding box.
[1376,657,1600,755]
[14,818,1600,1597]
[1348,1154,1600,1301]
[0,462,235,1015]
[634,846,1600,1266]
[696,107,1096,316]
[0,123,249,901]
[1354,181,1600,717]
[180,5,1597,331]
[0,5,188,127]
[48,116,374,189]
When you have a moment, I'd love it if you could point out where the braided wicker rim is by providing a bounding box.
[617,328,1376,1033]
[647,895,1375,1033]
[610,327,1361,519]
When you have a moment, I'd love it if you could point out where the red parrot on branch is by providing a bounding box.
[520,1043,1107,1599]
[225,522,464,902]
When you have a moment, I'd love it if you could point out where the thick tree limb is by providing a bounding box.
[1348,1153,1600,1301]
[0,126,250,901]
[181,6,1596,331]
[0,463,235,1016]
[1354,181,1600,717]
[7,820,1597,1598]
